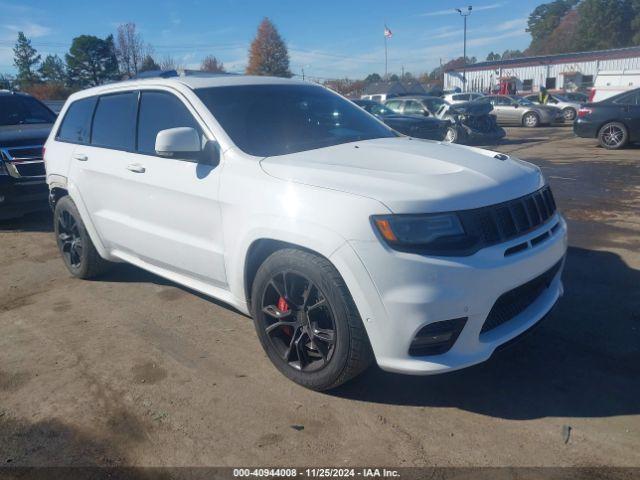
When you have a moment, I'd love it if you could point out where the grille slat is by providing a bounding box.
[458,186,557,250]
[481,259,563,334]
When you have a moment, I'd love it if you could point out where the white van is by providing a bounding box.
[590,70,640,102]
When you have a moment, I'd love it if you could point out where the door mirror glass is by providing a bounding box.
[155,127,201,157]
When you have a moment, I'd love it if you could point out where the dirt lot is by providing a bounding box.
[1,126,638,468]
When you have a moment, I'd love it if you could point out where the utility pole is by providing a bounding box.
[455,6,472,91]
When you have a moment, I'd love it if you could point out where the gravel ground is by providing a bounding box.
[0,126,638,468]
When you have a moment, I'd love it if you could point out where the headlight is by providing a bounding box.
[372,213,470,254]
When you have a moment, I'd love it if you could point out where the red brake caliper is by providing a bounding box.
[277,297,293,336]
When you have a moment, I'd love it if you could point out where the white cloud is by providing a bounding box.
[2,22,51,38]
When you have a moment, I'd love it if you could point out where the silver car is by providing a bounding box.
[524,93,582,121]
[480,95,564,127]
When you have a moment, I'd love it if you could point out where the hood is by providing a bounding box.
[0,124,53,148]
[260,137,544,213]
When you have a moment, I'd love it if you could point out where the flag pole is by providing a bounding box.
[384,34,388,80]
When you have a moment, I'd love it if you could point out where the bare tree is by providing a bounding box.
[116,22,145,78]
[200,55,225,72]
[160,54,183,71]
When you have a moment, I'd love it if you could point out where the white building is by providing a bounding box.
[444,45,640,93]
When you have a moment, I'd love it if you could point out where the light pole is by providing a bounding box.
[455,6,472,91]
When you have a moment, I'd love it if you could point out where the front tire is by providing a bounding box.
[251,249,373,391]
[598,122,628,150]
[54,196,112,279]
[562,107,576,121]
[444,125,459,143]
[523,111,540,128]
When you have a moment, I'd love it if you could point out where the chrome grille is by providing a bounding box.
[0,145,45,179]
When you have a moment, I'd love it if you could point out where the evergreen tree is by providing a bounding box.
[574,0,633,50]
[526,0,579,54]
[246,18,291,77]
[39,54,66,83]
[66,35,119,87]
[13,32,41,87]
[486,51,501,61]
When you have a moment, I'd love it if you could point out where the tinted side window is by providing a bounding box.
[91,92,137,150]
[614,91,640,105]
[404,100,425,114]
[385,100,402,111]
[137,91,201,155]
[57,97,97,143]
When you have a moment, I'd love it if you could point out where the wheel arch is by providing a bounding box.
[243,238,339,312]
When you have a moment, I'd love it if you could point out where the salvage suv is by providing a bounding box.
[44,74,567,390]
[1,90,56,219]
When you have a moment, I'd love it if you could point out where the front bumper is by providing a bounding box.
[0,176,50,220]
[332,214,568,375]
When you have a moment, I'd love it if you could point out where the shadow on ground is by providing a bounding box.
[0,211,52,233]
[331,246,640,420]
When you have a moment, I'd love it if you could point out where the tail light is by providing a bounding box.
[588,88,596,102]
[42,146,46,159]
[577,107,592,118]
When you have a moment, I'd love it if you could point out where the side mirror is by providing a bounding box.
[155,127,202,158]
[422,109,430,117]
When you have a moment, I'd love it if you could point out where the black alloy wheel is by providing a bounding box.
[54,196,112,278]
[251,248,373,390]
[260,270,336,372]
[57,209,83,269]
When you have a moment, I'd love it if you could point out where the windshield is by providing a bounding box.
[195,84,398,157]
[0,95,56,126]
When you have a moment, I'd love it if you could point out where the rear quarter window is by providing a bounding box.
[57,97,97,143]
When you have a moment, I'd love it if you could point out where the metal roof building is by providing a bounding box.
[444,45,640,93]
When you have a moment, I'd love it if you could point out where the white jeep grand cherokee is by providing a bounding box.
[44,74,567,390]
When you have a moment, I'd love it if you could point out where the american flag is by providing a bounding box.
[384,26,393,38]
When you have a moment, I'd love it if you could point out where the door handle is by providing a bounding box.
[73,153,88,161]
[127,163,146,173]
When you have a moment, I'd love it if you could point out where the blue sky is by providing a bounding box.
[1,0,545,79]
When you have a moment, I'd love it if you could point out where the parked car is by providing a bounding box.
[590,70,640,102]
[0,90,55,220]
[384,95,448,116]
[442,92,484,104]
[45,74,567,390]
[562,92,589,103]
[353,99,447,141]
[434,101,506,144]
[478,95,564,127]
[574,87,640,149]
[524,93,581,121]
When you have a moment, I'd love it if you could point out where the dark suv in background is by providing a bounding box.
[0,90,56,219]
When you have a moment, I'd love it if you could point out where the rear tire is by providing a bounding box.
[251,248,373,391]
[54,196,112,279]
[598,122,628,150]
[523,112,540,128]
